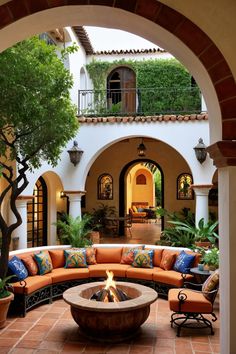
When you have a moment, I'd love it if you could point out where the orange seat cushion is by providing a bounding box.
[49,249,65,268]
[168,288,213,313]
[12,275,52,295]
[96,247,122,263]
[88,264,130,278]
[126,266,157,280]
[153,270,194,287]
[44,267,89,283]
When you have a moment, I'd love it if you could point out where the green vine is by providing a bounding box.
[86,58,200,115]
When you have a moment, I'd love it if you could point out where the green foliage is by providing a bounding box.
[170,217,219,243]
[90,203,116,231]
[55,214,93,248]
[156,208,196,247]
[0,37,79,279]
[86,58,201,115]
[0,36,79,169]
[0,275,14,299]
[203,247,219,269]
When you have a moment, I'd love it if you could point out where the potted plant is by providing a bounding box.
[169,217,219,248]
[0,276,14,328]
[90,203,117,234]
[55,214,94,247]
[203,247,219,271]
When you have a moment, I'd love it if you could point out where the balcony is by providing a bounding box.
[78,87,202,117]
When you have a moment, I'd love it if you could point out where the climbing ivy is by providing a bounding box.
[86,58,201,115]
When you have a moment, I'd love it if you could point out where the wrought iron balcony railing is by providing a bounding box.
[78,87,201,117]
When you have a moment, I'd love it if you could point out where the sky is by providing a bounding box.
[84,26,162,51]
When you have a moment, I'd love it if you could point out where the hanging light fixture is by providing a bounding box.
[137,138,146,157]
[193,138,207,164]
[67,141,84,166]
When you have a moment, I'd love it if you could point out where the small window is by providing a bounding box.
[136,174,146,185]
[98,174,113,200]
[177,173,193,200]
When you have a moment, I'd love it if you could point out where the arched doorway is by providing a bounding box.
[107,66,136,114]
[119,158,164,234]
[27,177,48,247]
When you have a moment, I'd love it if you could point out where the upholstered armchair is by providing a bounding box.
[168,269,219,337]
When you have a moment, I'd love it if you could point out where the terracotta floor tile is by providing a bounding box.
[15,339,41,349]
[23,330,47,340]
[41,312,61,319]
[175,349,193,354]
[153,348,174,354]
[0,329,26,338]
[0,348,12,354]
[192,342,212,351]
[36,318,58,325]
[10,349,35,354]
[0,338,19,347]
[8,321,33,331]
[129,345,154,354]
[191,335,210,343]
[210,343,220,353]
[106,344,130,353]
[38,340,64,350]
[61,342,86,353]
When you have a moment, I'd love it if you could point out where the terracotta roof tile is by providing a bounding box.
[78,113,208,124]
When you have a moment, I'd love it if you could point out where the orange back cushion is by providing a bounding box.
[49,249,65,268]
[160,249,178,270]
[96,247,123,263]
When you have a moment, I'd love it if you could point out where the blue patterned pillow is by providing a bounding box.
[132,249,154,268]
[173,250,195,274]
[8,256,28,280]
[64,249,88,268]
[34,251,53,275]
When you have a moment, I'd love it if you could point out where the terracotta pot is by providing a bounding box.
[0,292,14,329]
[88,231,100,244]
[195,241,211,248]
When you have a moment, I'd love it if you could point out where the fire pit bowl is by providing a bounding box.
[63,281,158,342]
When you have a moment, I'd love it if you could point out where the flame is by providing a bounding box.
[104,270,119,302]
[104,270,116,290]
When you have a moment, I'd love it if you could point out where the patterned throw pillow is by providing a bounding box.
[132,249,154,268]
[120,246,143,265]
[173,250,195,274]
[8,256,28,280]
[64,249,88,268]
[21,255,38,276]
[160,250,176,270]
[202,269,219,301]
[132,205,138,212]
[86,247,97,265]
[34,251,53,275]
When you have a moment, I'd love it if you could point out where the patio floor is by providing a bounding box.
[1,296,220,353]
[1,222,220,353]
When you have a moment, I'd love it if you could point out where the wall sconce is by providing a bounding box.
[194,138,207,164]
[67,141,84,166]
[137,138,146,157]
[60,191,66,198]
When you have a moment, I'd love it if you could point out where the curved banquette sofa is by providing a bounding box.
[8,244,200,317]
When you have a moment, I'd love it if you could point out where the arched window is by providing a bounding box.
[177,173,193,200]
[27,177,48,247]
[98,174,113,200]
[136,174,146,185]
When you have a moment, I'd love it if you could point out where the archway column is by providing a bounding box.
[191,184,213,225]
[208,141,236,354]
[64,190,86,219]
[9,196,34,250]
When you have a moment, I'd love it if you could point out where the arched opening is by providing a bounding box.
[27,176,48,247]
[119,158,164,236]
[107,66,136,114]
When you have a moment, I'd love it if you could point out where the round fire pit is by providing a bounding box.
[63,281,158,342]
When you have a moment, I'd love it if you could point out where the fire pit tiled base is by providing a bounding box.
[63,282,158,342]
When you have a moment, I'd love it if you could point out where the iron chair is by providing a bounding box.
[168,269,219,337]
[124,214,132,237]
